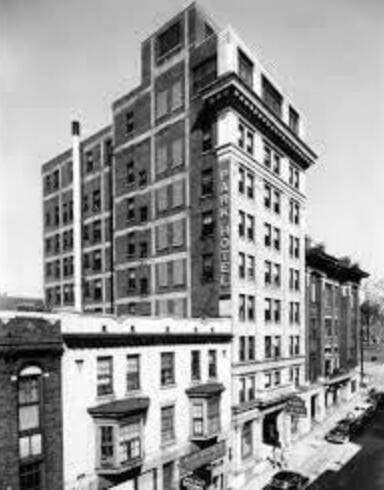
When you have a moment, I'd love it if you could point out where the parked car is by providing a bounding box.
[264,471,309,490]
[325,426,349,444]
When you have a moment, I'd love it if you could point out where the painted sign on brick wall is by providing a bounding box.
[218,160,231,299]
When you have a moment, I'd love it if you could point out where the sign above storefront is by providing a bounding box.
[285,395,307,417]
[182,475,205,490]
[179,440,226,476]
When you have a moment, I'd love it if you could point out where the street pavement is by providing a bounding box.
[241,394,364,490]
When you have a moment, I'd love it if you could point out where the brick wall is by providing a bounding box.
[114,93,151,148]
[0,316,63,490]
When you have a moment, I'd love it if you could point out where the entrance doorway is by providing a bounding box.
[263,411,280,447]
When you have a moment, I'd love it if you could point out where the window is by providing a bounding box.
[247,215,254,241]
[161,405,175,443]
[97,357,113,397]
[119,421,141,463]
[239,211,245,238]
[325,318,332,337]
[289,106,300,135]
[92,190,101,212]
[126,161,135,184]
[139,241,148,258]
[201,211,214,236]
[273,227,281,251]
[202,254,214,282]
[274,370,281,386]
[289,164,300,189]
[207,397,220,434]
[140,277,148,295]
[161,353,175,386]
[171,80,183,110]
[191,350,201,382]
[238,166,245,194]
[126,198,135,220]
[192,402,204,436]
[273,263,281,287]
[85,151,94,173]
[264,144,272,168]
[274,300,281,323]
[239,252,245,279]
[20,462,42,490]
[241,421,253,459]
[264,223,272,247]
[246,172,254,198]
[139,205,148,222]
[99,425,114,466]
[248,296,255,321]
[265,261,272,286]
[208,350,217,379]
[247,255,255,280]
[239,377,246,403]
[261,76,283,118]
[157,21,182,59]
[273,189,280,214]
[104,138,113,166]
[18,374,42,461]
[125,111,134,134]
[248,376,255,401]
[294,336,300,356]
[239,336,246,362]
[289,200,300,225]
[238,49,253,87]
[192,56,217,94]
[238,122,245,149]
[273,336,281,358]
[264,183,272,209]
[265,336,272,359]
[239,294,246,322]
[273,153,280,175]
[138,169,147,187]
[202,125,213,151]
[265,372,272,389]
[265,298,272,322]
[128,268,136,291]
[201,168,214,196]
[127,355,140,392]
[126,233,135,258]
[248,336,255,360]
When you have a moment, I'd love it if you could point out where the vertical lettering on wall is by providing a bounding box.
[219,160,231,299]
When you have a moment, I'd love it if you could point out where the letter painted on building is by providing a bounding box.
[218,161,231,299]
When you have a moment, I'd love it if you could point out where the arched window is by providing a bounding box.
[18,366,43,490]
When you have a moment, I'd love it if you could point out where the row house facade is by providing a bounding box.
[0,311,232,490]
[41,3,318,487]
[305,242,368,423]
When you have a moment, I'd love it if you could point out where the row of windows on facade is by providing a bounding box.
[237,48,301,134]
[238,216,301,250]
[43,139,113,196]
[309,277,352,309]
[46,277,107,305]
[238,123,301,188]
[238,334,300,362]
[238,295,301,324]
[120,297,187,318]
[96,350,219,398]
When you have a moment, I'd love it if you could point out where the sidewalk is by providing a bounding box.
[241,393,365,490]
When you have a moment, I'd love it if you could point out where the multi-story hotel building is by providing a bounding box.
[41,3,318,486]
[305,241,368,416]
[0,310,232,490]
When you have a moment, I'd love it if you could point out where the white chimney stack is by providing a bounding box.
[72,121,83,312]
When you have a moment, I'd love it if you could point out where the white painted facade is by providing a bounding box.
[60,313,232,490]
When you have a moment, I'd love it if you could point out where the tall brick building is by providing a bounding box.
[41,3,318,485]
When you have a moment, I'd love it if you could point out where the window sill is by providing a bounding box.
[160,383,176,390]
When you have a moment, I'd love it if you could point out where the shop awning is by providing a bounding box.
[88,397,150,419]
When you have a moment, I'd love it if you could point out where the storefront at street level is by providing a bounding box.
[179,440,227,490]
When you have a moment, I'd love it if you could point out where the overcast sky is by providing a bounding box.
[1,0,383,296]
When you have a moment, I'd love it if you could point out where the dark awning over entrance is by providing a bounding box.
[186,382,225,398]
[88,397,150,419]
